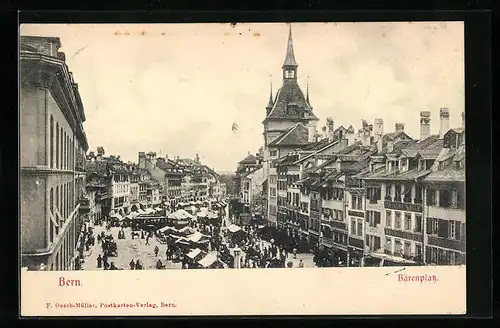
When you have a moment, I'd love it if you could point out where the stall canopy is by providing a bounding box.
[144,208,156,214]
[175,237,192,246]
[154,207,163,212]
[195,200,202,205]
[158,226,177,234]
[111,213,124,221]
[208,212,219,219]
[178,226,196,236]
[186,248,203,259]
[137,209,147,215]
[169,209,194,220]
[228,224,242,233]
[187,231,210,243]
[197,253,219,268]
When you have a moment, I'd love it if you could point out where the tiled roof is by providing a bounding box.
[383,131,412,143]
[264,82,318,121]
[417,138,444,159]
[363,168,431,181]
[239,154,258,164]
[268,123,310,147]
[85,160,109,175]
[423,169,464,182]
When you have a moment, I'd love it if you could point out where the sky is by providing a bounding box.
[20,22,464,173]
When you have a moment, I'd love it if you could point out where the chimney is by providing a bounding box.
[439,107,450,138]
[395,123,405,132]
[377,134,383,153]
[374,118,384,141]
[308,123,317,143]
[420,111,431,140]
[326,118,334,142]
[138,152,146,168]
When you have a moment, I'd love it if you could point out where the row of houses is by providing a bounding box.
[80,150,229,225]
[256,110,465,267]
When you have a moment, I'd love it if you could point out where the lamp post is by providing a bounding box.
[233,247,241,269]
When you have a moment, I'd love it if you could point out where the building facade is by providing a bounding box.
[20,36,89,271]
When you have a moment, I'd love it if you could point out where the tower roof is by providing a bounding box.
[283,24,298,67]
[266,80,274,109]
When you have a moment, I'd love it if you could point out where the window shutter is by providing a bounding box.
[365,212,369,222]
[455,223,461,240]
[426,218,432,234]
[438,219,448,238]
[375,212,381,225]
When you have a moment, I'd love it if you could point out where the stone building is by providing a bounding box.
[20,36,89,271]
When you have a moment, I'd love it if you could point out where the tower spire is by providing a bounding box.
[267,76,274,107]
[283,24,297,68]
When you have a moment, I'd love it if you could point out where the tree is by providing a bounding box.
[97,146,105,156]
[87,151,95,160]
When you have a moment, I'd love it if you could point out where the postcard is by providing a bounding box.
[19,22,466,316]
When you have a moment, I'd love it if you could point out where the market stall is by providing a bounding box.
[197,253,224,269]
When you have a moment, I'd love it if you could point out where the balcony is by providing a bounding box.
[348,237,364,249]
[384,200,423,213]
[384,227,423,243]
[330,220,347,231]
[427,235,465,252]
[348,210,364,218]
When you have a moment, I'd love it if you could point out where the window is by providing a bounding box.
[427,188,436,206]
[414,215,422,233]
[386,211,392,228]
[404,213,411,230]
[440,189,451,208]
[374,236,381,250]
[385,237,392,253]
[449,221,456,239]
[55,122,59,169]
[395,185,402,202]
[395,239,402,255]
[415,244,422,259]
[404,241,411,257]
[270,150,277,157]
[357,220,363,237]
[50,188,54,242]
[60,126,63,170]
[395,212,401,229]
[351,219,357,235]
[50,116,54,168]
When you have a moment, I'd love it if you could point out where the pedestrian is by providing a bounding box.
[293,247,298,259]
[154,245,159,256]
[156,259,163,269]
[135,259,142,270]
[145,235,150,245]
[96,254,102,268]
[299,259,304,268]
[103,253,109,268]
[129,259,135,270]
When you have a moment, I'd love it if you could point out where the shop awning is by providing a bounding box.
[369,252,417,264]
